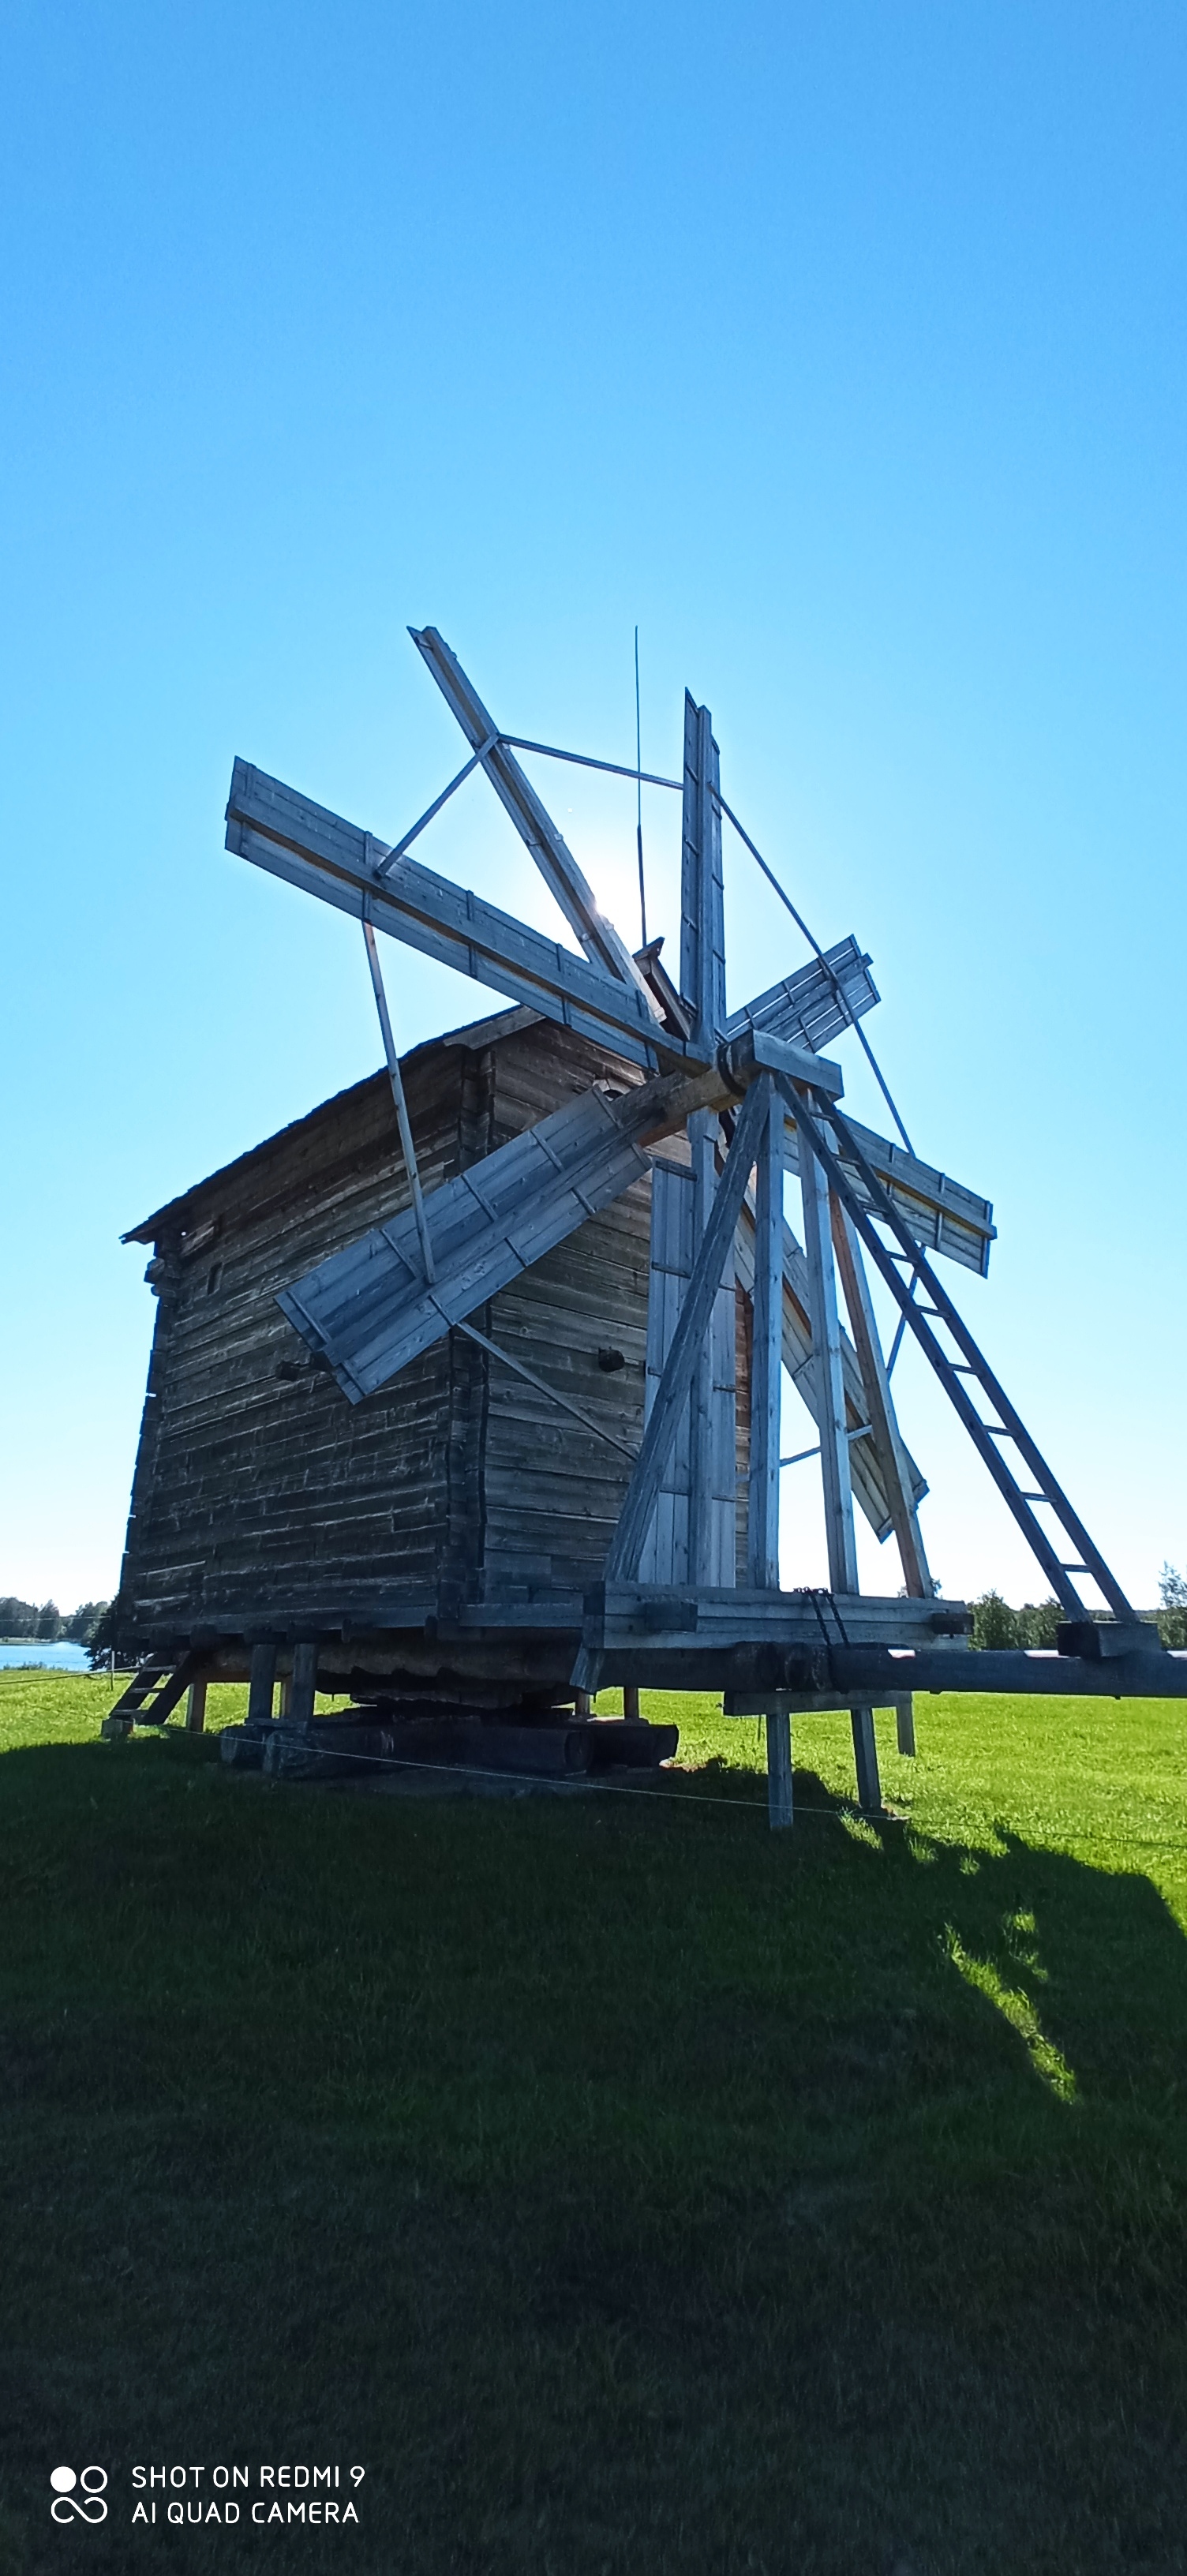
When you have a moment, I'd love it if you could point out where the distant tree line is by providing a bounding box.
[969,1593,1062,1649]
[971,1569,1187,1651]
[0,1596,110,1644]
[1159,1564,1187,1650]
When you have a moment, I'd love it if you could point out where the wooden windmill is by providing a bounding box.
[110,629,1181,1814]
[108,626,1174,1813]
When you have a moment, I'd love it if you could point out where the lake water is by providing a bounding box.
[0,1640,95,1672]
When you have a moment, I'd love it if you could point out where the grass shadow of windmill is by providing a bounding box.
[2,1690,1187,2572]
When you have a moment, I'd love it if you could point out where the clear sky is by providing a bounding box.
[2,0,1184,1613]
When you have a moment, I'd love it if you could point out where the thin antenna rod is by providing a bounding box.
[361,915,436,1284]
[634,625,647,948]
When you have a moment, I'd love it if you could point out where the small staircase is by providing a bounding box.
[103,1652,200,1734]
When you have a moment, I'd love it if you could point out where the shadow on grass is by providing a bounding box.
[1,1737,1185,2573]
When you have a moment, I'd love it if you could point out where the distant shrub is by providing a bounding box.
[0,1596,38,1639]
[1017,1599,1062,1648]
[1158,1563,1187,1651]
[971,1590,1018,1649]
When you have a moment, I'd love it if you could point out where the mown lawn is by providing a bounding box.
[2,1669,1185,2573]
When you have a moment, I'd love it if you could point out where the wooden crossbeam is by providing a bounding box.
[410,627,657,1005]
[225,761,691,1077]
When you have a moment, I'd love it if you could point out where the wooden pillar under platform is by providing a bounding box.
[185,1677,208,1734]
[290,1642,319,1728]
[248,1642,278,1729]
[850,1705,882,1814]
[622,1685,640,1722]
[766,1711,793,1830]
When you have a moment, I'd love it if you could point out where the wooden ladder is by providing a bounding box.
[106,1652,200,1728]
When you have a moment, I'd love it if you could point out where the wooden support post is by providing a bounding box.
[748,1081,783,1592]
[680,693,725,1047]
[851,1705,882,1814]
[574,1689,592,1717]
[247,1642,278,1730]
[799,1111,881,1810]
[766,1710,793,1830]
[747,1081,792,1829]
[606,1076,769,1582]
[799,1118,859,1595]
[830,1197,932,1601]
[896,1696,916,1757]
[278,1672,293,1717]
[290,1642,319,1728]
[185,1677,208,1735]
[687,1111,717,1587]
[622,1686,640,1721]
[680,694,728,1586]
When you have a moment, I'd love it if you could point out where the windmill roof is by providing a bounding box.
[122,1002,543,1245]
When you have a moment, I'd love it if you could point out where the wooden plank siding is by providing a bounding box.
[117,1009,747,1657]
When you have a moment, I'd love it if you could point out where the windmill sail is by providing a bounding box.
[279,1084,657,1402]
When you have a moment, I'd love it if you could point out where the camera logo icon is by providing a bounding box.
[50,2467,108,2524]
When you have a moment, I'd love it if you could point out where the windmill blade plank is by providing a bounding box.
[226,760,696,1077]
[781,1108,994,1276]
[410,627,658,1006]
[277,1066,728,1405]
[723,935,879,1057]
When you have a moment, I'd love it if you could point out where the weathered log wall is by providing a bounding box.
[118,1012,749,1654]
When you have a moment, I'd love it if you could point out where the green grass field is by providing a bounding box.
[2,1669,1185,2573]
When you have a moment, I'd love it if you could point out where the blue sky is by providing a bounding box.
[2,0,1184,1610]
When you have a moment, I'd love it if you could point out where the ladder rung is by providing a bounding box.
[1020,1492,1047,1502]
[1060,1563,1090,1575]
[952,1364,977,1373]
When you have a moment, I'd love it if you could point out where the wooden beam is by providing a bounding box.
[410,627,657,1004]
[799,1125,858,1596]
[747,1081,783,1592]
[734,1199,931,1543]
[226,761,684,1077]
[605,1077,769,1583]
[746,1083,794,1828]
[290,1642,319,1728]
[680,694,725,1047]
[850,1705,882,1813]
[830,1197,931,1603]
[687,1112,720,1589]
[185,1677,208,1735]
[247,1641,277,1729]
